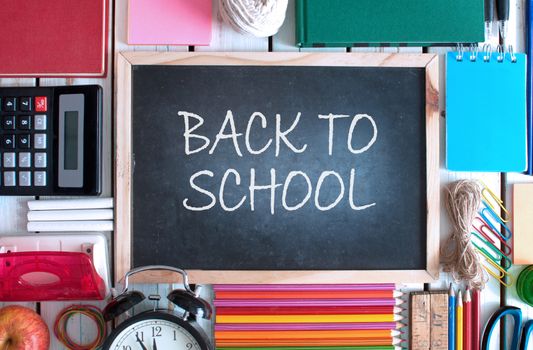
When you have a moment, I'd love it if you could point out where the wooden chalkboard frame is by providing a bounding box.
[115,52,440,284]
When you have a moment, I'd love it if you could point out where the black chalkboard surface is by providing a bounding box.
[116,52,440,283]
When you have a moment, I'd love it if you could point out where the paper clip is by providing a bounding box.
[477,248,513,287]
[471,231,512,270]
[479,204,512,241]
[480,181,510,223]
[472,217,513,256]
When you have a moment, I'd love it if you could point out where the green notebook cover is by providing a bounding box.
[296,0,484,47]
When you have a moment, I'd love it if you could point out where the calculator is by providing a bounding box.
[0,85,102,196]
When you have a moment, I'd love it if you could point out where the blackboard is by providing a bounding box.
[115,52,440,283]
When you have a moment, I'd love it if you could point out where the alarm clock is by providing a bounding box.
[102,265,213,350]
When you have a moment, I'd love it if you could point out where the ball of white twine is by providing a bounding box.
[219,0,289,37]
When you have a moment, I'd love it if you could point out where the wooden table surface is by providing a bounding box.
[0,0,531,349]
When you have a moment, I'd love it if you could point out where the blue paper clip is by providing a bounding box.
[479,204,512,241]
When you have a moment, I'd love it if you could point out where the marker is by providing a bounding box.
[497,0,510,39]
[485,0,494,39]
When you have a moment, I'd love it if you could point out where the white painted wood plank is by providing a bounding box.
[507,0,526,51]
[36,0,114,346]
[427,43,502,350]
[195,0,268,52]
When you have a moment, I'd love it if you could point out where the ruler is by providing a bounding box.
[410,291,449,350]
[410,292,430,350]
[429,291,449,350]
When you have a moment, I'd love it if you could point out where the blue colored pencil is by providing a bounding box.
[449,284,456,350]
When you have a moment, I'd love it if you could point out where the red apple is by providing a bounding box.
[0,305,49,350]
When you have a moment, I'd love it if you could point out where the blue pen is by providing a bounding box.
[449,284,456,350]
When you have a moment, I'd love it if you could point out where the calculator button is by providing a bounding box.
[3,97,16,112]
[2,116,15,130]
[3,171,15,186]
[3,153,15,168]
[35,96,47,112]
[19,152,31,168]
[17,134,31,149]
[19,171,31,187]
[35,152,47,168]
[17,115,31,130]
[34,114,47,130]
[34,134,46,149]
[2,135,15,149]
[19,97,32,111]
[34,171,46,186]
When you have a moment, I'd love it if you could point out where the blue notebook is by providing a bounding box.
[446,50,527,172]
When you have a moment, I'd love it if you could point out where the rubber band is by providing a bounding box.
[53,305,107,350]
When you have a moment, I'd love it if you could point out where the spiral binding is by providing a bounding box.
[455,44,517,63]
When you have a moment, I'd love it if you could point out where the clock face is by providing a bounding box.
[104,312,210,350]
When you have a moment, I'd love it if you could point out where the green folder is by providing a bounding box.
[296,0,484,47]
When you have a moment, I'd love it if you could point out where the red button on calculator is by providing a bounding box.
[35,96,47,112]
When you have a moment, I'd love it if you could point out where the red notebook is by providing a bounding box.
[0,0,108,77]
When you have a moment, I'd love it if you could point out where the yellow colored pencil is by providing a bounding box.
[456,290,463,350]
[216,314,400,324]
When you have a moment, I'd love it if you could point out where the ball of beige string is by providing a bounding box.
[219,0,289,37]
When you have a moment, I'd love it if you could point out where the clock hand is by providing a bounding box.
[135,334,148,350]
[152,338,158,350]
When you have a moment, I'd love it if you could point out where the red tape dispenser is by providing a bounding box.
[0,251,106,301]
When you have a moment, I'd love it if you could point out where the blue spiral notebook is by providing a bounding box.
[446,50,528,172]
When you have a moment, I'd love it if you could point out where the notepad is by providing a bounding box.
[296,0,484,47]
[0,0,108,77]
[128,0,211,45]
[446,51,527,172]
[513,184,533,264]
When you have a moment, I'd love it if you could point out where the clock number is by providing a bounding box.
[152,326,162,337]
[122,346,132,350]
[135,331,144,342]
[186,343,194,349]
[173,330,177,341]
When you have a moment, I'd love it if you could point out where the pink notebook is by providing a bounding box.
[128,0,211,45]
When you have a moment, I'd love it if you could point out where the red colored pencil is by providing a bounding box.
[472,289,480,350]
[463,289,472,350]
[215,305,403,315]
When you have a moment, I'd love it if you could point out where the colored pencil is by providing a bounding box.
[213,284,397,291]
[472,289,480,350]
[449,284,456,350]
[463,289,472,350]
[216,347,401,350]
[214,298,404,307]
[215,337,402,347]
[216,347,402,350]
[215,329,401,340]
[216,314,402,324]
[215,322,405,331]
[456,291,463,350]
[215,305,403,315]
[214,290,402,299]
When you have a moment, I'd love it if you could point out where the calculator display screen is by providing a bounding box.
[64,111,79,170]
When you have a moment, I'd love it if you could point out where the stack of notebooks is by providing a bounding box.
[213,284,404,349]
